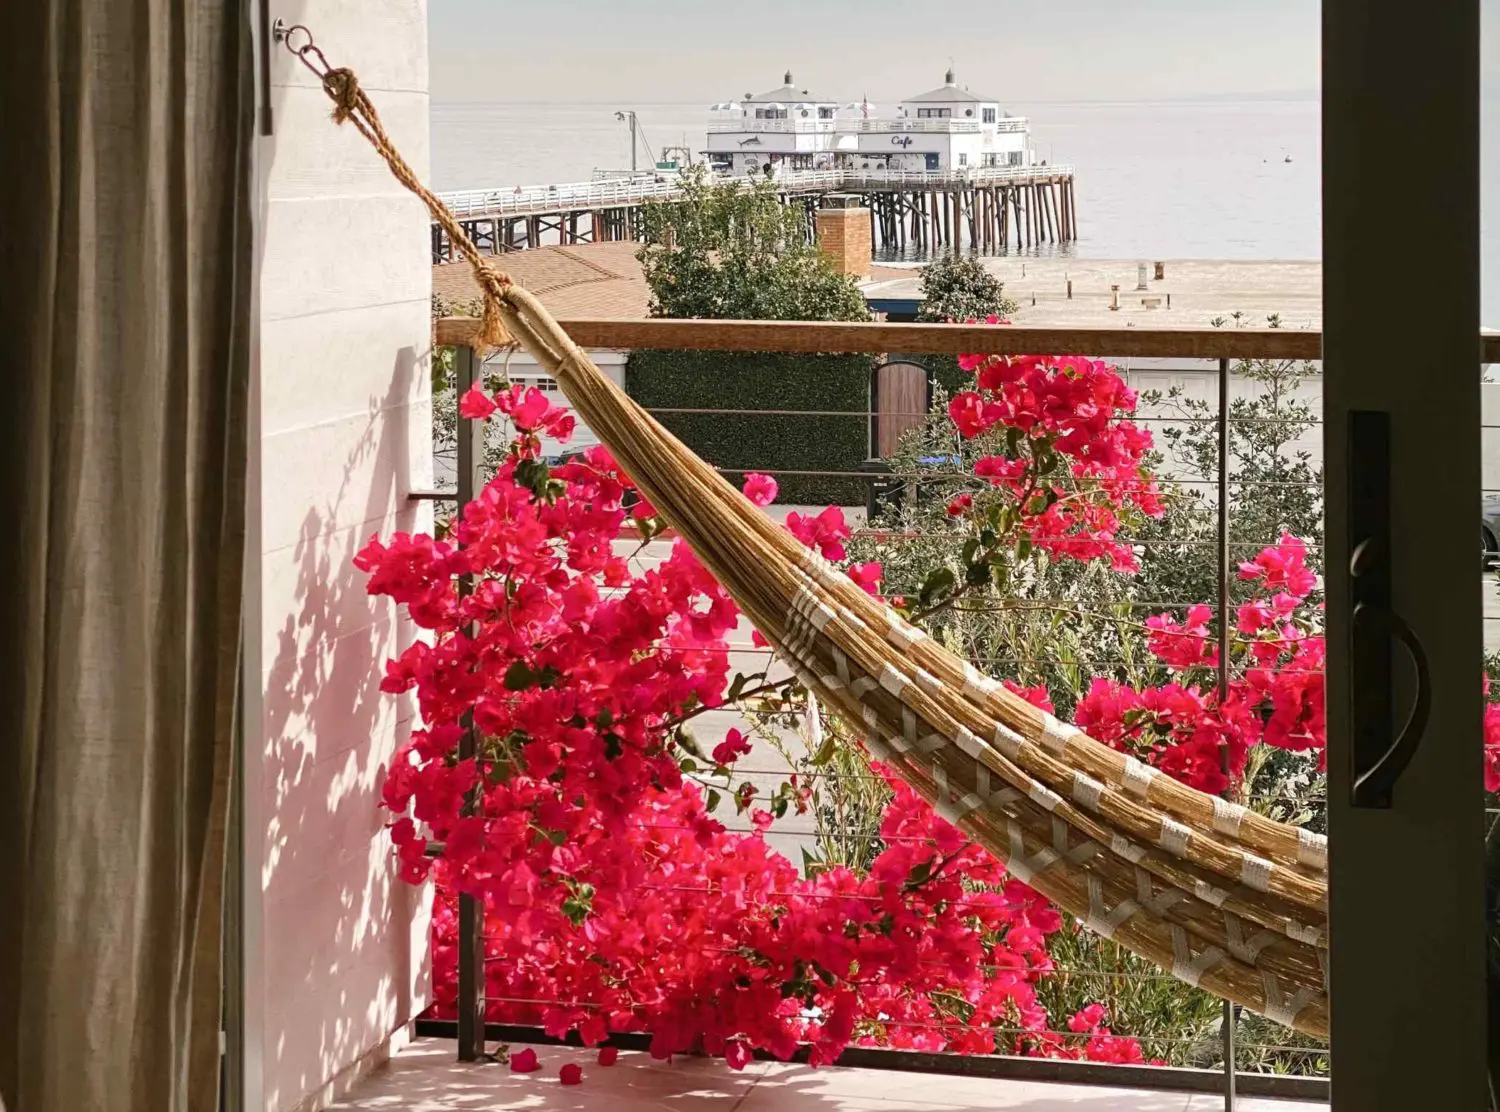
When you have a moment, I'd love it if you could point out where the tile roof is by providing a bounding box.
[433,242,652,322]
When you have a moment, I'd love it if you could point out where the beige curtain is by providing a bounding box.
[0,1,252,1110]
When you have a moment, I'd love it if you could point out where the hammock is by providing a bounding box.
[293,37,1330,1038]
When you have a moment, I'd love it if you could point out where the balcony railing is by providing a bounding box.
[417,317,1499,1104]
[708,118,842,134]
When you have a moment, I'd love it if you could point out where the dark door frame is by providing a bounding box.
[1322,0,1486,1107]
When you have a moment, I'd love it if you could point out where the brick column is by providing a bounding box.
[816,197,872,281]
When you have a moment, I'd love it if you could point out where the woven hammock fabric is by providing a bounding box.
[299,50,1330,1039]
[493,289,1330,1038]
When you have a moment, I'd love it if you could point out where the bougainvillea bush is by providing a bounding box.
[358,351,1500,1072]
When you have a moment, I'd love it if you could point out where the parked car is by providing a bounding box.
[1484,497,1500,567]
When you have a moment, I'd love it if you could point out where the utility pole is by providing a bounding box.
[616,110,638,173]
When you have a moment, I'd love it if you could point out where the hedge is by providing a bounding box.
[625,350,877,506]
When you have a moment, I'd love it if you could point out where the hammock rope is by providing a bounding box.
[294,38,1331,1037]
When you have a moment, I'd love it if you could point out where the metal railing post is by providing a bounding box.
[454,344,487,1062]
[1216,355,1237,1111]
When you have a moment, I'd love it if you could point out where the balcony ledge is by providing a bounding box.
[330,1039,1327,1111]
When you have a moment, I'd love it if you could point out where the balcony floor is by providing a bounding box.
[330,1040,1326,1112]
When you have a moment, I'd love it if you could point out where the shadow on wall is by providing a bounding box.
[260,346,431,1112]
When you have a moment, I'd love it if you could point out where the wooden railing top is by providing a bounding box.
[435,316,1500,363]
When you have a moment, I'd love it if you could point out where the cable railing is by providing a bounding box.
[412,318,1495,1104]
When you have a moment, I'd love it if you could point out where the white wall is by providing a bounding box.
[247,3,433,1110]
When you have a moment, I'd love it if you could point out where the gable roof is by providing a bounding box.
[903,71,998,104]
[744,72,829,104]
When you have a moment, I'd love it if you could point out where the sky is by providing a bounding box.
[428,0,1325,105]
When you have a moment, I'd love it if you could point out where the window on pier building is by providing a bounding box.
[917,107,952,119]
[754,108,788,120]
[818,106,835,119]
[982,107,997,123]
[958,153,969,167]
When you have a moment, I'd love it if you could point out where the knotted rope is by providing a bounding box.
[317,62,515,349]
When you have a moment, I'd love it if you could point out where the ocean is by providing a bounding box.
[431,98,1500,323]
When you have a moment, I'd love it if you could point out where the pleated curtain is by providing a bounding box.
[0,1,253,1109]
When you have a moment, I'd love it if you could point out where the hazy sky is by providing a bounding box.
[430,0,1326,105]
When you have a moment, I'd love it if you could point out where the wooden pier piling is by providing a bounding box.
[432,168,1078,262]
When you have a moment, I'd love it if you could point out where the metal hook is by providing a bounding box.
[271,20,332,80]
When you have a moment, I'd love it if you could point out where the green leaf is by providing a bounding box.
[706,788,721,813]
[809,729,838,767]
[675,727,704,758]
[918,566,957,608]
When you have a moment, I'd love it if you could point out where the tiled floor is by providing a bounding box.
[330,1040,1326,1112]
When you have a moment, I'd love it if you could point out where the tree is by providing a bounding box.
[917,253,1019,323]
[631,167,874,504]
[637,166,870,323]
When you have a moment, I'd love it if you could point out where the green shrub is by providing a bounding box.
[626,349,875,506]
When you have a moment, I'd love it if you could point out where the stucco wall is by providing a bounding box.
[247,3,434,1110]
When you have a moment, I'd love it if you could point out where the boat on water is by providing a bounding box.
[703,69,1039,178]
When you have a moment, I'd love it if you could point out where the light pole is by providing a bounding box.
[615,110,638,173]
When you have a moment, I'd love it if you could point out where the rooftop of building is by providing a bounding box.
[903,70,999,104]
[744,72,831,104]
[433,242,652,320]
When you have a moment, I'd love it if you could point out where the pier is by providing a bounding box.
[432,166,1077,262]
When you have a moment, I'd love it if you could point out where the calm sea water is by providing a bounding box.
[431,99,1500,323]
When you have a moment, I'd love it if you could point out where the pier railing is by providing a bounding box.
[708,118,1031,136]
[436,165,1076,222]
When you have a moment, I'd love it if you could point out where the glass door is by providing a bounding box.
[1321,0,1488,1106]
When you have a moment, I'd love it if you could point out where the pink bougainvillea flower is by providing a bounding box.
[712,729,752,766]
[946,493,973,517]
[847,561,883,596]
[724,1039,754,1071]
[786,506,851,562]
[510,1048,540,1073]
[948,391,997,439]
[597,1046,619,1067]
[742,473,778,507]
[1238,533,1318,598]
[458,384,498,420]
[559,1063,584,1085]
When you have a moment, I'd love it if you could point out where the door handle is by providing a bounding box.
[1348,410,1433,809]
